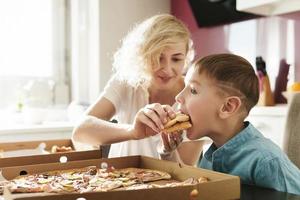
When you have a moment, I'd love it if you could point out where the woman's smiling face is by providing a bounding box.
[150,42,186,90]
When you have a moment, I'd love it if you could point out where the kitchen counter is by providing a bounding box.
[249,104,288,116]
[0,107,77,142]
[0,122,74,142]
[246,105,288,148]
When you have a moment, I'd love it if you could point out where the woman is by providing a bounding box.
[72,14,203,165]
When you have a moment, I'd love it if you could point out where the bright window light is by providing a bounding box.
[228,20,256,67]
[0,0,53,77]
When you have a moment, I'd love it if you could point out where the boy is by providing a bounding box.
[133,53,300,194]
[176,53,300,194]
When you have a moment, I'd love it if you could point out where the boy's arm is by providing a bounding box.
[158,139,204,166]
[177,140,204,166]
[255,157,300,194]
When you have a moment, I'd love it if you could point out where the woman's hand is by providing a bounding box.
[131,103,176,140]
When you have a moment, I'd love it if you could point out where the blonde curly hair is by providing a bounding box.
[113,14,194,88]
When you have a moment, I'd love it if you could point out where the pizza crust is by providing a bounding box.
[163,113,192,133]
[51,145,73,153]
[164,113,190,128]
[0,181,9,194]
[163,121,192,133]
[122,168,171,182]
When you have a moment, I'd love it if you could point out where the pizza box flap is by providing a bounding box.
[1,156,139,180]
[0,139,74,151]
[0,139,101,168]
[1,156,238,181]
[0,150,101,168]
[2,185,223,200]
[1,156,240,200]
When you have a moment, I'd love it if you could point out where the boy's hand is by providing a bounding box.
[158,131,184,155]
[131,103,176,140]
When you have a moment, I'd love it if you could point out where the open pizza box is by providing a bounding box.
[0,156,240,200]
[0,139,101,168]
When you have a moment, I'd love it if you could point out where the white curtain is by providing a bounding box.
[256,17,295,89]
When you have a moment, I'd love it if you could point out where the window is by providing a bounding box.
[228,19,257,67]
[0,0,53,77]
[0,0,69,109]
[228,17,295,89]
[286,19,295,84]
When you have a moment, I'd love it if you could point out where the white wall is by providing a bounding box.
[98,0,170,99]
[70,0,170,104]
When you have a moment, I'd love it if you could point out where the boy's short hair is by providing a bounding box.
[195,53,259,113]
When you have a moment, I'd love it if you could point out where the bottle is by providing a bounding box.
[256,56,274,106]
[274,59,290,104]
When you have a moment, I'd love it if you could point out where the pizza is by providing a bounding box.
[150,177,209,188]
[0,180,9,194]
[121,177,209,190]
[163,112,192,133]
[51,145,73,153]
[1,166,197,194]
[0,166,209,194]
[0,149,4,158]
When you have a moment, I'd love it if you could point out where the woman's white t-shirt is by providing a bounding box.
[102,76,161,158]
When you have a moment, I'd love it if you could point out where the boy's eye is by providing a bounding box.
[190,88,197,94]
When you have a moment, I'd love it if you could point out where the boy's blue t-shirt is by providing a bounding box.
[198,121,300,195]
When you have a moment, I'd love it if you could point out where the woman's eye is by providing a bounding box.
[172,58,183,62]
[190,88,197,94]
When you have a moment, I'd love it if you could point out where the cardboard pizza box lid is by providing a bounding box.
[1,156,240,200]
[0,139,75,151]
[0,139,101,168]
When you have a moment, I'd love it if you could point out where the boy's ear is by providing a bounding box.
[219,96,242,119]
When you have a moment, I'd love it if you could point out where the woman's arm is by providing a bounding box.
[86,96,116,120]
[72,98,161,146]
[72,97,134,145]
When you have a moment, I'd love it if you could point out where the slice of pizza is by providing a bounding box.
[150,177,209,188]
[4,166,177,194]
[198,176,209,183]
[43,181,78,193]
[57,167,99,193]
[0,181,9,194]
[123,183,154,190]
[94,179,123,192]
[162,113,192,133]
[8,166,96,194]
[116,168,171,183]
[51,145,73,153]
[9,177,46,193]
